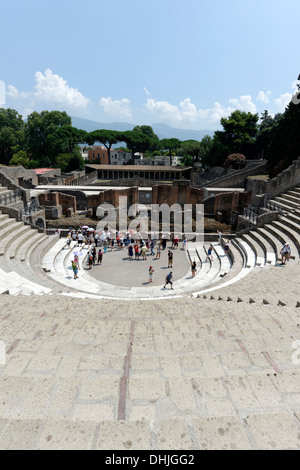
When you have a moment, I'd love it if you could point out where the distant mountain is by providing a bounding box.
[70,116,215,141]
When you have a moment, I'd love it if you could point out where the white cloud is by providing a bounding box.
[256,90,272,104]
[7,84,31,100]
[6,69,91,114]
[209,101,236,123]
[34,69,90,109]
[99,96,133,120]
[144,86,151,96]
[145,94,258,126]
[228,95,257,114]
[274,93,292,112]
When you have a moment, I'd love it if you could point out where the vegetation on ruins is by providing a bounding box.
[0,74,299,175]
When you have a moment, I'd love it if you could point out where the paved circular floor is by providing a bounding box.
[85,242,191,288]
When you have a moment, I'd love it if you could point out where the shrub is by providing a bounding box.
[224,153,246,169]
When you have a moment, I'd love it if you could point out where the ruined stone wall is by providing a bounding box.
[87,187,139,217]
[38,192,76,216]
[246,157,300,206]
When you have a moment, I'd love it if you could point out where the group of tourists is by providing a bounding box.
[66,226,188,288]
[67,225,292,282]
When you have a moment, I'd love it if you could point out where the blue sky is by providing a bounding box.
[0,0,299,130]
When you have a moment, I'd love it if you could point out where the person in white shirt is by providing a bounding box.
[280,243,291,265]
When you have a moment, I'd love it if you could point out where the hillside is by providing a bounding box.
[70,116,215,142]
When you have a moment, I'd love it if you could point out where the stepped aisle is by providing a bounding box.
[0,292,300,449]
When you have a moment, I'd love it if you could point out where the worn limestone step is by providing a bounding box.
[16,231,46,262]
[274,195,300,209]
[234,238,256,268]
[268,198,296,212]
[247,230,276,264]
[0,224,32,257]
[240,233,266,266]
[266,223,298,258]
[5,226,37,260]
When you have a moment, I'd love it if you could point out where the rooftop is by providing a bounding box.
[32,168,59,175]
[86,164,193,172]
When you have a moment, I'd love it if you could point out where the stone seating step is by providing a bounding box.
[0,268,52,295]
[234,238,256,268]
[256,227,283,260]
[274,195,300,209]
[284,192,300,204]
[0,216,19,233]
[16,231,46,262]
[247,230,276,265]
[284,211,300,226]
[268,198,296,212]
[0,224,32,257]
[270,220,300,256]
[240,233,266,266]
[265,223,298,258]
[5,226,36,260]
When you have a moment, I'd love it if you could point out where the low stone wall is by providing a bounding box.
[246,157,300,206]
[203,161,267,189]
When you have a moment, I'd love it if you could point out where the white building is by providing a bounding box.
[134,155,182,166]
[79,148,89,160]
[110,150,132,165]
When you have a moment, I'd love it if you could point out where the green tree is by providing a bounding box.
[55,148,85,173]
[0,108,25,164]
[160,138,180,166]
[120,130,152,162]
[215,110,259,158]
[132,125,161,154]
[25,110,72,166]
[256,110,282,160]
[9,150,30,168]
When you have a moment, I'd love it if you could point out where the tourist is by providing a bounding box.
[141,244,147,260]
[171,235,174,249]
[66,235,71,249]
[97,249,103,265]
[149,266,154,284]
[71,259,78,279]
[156,243,161,260]
[56,228,61,238]
[91,247,96,265]
[128,244,133,259]
[74,255,80,271]
[164,272,174,290]
[218,230,223,245]
[191,259,196,277]
[280,243,291,264]
[88,252,93,270]
[77,232,83,246]
[168,250,173,268]
[174,236,179,249]
[134,243,140,260]
[206,244,213,261]
[224,241,229,255]
[150,240,155,256]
